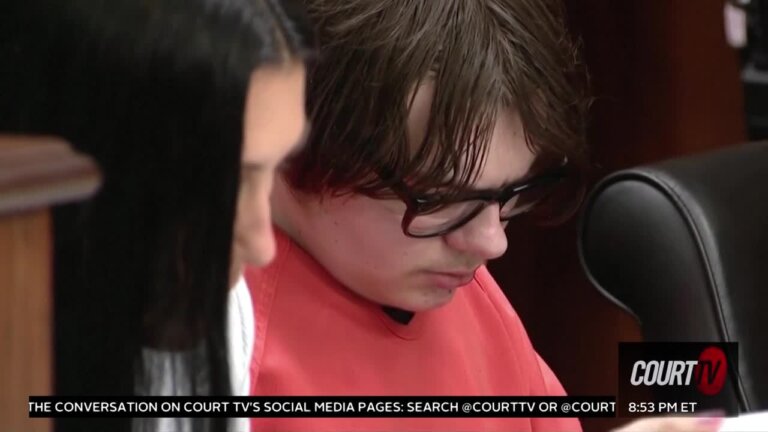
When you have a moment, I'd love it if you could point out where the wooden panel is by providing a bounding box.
[0,209,52,432]
[0,135,100,432]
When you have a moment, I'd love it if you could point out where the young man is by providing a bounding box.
[246,1,723,431]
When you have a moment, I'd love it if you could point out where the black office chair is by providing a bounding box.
[578,142,768,413]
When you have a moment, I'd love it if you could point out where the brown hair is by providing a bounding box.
[287,0,589,204]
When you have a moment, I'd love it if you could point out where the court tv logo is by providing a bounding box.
[629,345,729,395]
[618,342,739,416]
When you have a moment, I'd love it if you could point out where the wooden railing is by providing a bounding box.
[0,135,100,432]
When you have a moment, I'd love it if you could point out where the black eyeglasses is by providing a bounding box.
[387,163,569,238]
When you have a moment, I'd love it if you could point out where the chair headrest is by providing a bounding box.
[578,142,768,411]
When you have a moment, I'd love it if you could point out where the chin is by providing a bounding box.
[396,287,457,312]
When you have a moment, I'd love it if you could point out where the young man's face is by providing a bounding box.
[282,83,535,311]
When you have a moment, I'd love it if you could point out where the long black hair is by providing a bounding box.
[0,0,312,431]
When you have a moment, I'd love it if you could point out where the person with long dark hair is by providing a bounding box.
[0,0,313,431]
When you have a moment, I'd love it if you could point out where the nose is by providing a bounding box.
[442,203,508,261]
[234,177,277,268]
[245,207,276,267]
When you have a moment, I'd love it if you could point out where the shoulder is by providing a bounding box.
[470,266,527,336]
[469,266,569,397]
